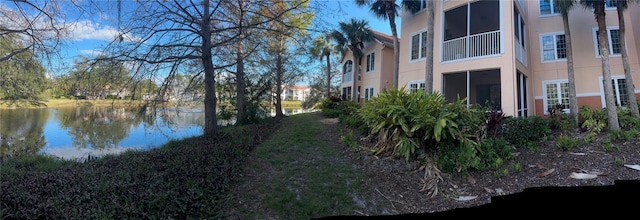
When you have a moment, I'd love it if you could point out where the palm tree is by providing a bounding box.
[554,0,579,127]
[310,33,337,99]
[354,0,400,88]
[581,0,620,130]
[615,0,640,117]
[332,18,374,102]
[424,0,434,93]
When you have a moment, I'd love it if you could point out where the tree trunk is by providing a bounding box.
[387,1,399,89]
[562,12,579,128]
[202,0,218,136]
[236,41,247,124]
[595,3,620,131]
[352,55,359,102]
[275,38,285,118]
[235,0,248,125]
[424,0,434,93]
[617,4,639,117]
[325,53,331,98]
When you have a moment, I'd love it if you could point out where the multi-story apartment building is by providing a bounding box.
[340,30,396,102]
[341,0,640,117]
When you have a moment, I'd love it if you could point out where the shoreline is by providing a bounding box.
[0,99,303,109]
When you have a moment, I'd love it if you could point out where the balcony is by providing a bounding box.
[442,30,500,62]
[442,0,500,62]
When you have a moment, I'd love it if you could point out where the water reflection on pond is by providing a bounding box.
[0,106,311,161]
[0,106,205,161]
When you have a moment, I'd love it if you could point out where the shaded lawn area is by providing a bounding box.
[0,121,278,219]
[223,113,375,219]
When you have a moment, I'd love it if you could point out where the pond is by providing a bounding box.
[0,106,311,161]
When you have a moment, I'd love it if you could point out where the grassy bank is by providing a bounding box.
[226,113,370,219]
[0,99,302,109]
[0,121,279,219]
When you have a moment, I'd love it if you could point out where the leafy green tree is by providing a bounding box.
[554,0,579,127]
[261,0,314,118]
[580,0,620,130]
[332,18,374,102]
[310,32,338,99]
[0,33,47,100]
[67,56,130,100]
[615,0,639,117]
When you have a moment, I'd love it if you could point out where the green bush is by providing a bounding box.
[359,87,490,174]
[607,129,639,142]
[548,113,577,132]
[580,105,606,143]
[501,116,551,149]
[475,137,512,170]
[436,141,479,173]
[556,134,581,151]
[617,108,640,131]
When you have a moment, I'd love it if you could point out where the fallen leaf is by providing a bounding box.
[569,172,598,180]
[587,171,604,176]
[483,187,493,194]
[538,168,555,177]
[495,188,504,195]
[624,164,640,171]
[455,196,477,201]
[568,152,586,156]
[535,163,545,169]
[467,175,476,184]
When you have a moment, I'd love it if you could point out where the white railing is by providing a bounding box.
[515,39,526,65]
[343,72,353,83]
[442,30,501,62]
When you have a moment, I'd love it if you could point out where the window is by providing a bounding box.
[514,8,525,47]
[593,27,621,56]
[605,0,617,8]
[342,87,352,101]
[543,80,569,114]
[411,31,427,61]
[588,0,617,10]
[540,33,566,61]
[411,0,427,13]
[600,76,630,107]
[364,87,374,101]
[408,81,425,93]
[343,60,353,82]
[539,0,557,15]
[366,52,375,72]
[343,60,353,74]
[517,72,528,117]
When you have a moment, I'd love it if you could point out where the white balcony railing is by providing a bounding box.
[515,39,526,66]
[343,72,353,83]
[442,30,501,62]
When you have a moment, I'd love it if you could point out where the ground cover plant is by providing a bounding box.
[0,121,279,219]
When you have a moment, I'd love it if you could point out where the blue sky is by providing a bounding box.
[2,0,400,76]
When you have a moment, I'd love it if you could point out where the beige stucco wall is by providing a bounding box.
[340,40,396,101]
[527,1,640,115]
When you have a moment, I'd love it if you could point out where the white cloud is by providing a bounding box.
[66,20,122,41]
[79,49,105,56]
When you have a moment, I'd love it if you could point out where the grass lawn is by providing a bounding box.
[226,113,370,219]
